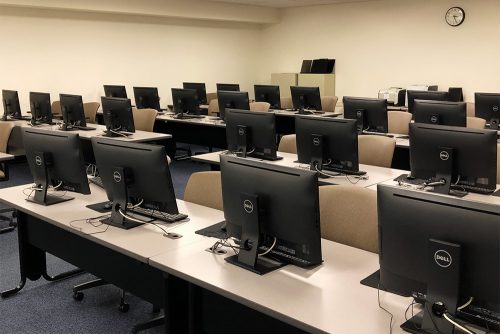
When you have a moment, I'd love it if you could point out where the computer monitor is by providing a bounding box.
[409,123,497,195]
[413,100,466,127]
[217,91,250,120]
[343,96,388,133]
[103,85,128,98]
[225,109,281,161]
[475,92,500,130]
[216,83,240,92]
[101,96,135,136]
[2,90,22,120]
[290,86,322,111]
[254,85,281,109]
[377,184,499,333]
[296,116,362,175]
[220,155,322,275]
[133,87,160,111]
[407,90,449,113]
[22,128,90,206]
[91,138,179,229]
[60,94,89,130]
[29,92,53,125]
[171,88,200,115]
[182,82,207,105]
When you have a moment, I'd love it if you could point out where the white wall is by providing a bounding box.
[258,0,500,102]
[0,7,262,110]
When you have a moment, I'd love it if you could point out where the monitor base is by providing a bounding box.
[26,194,74,206]
[101,217,143,230]
[225,254,287,275]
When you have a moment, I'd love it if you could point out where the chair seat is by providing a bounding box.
[0,170,5,179]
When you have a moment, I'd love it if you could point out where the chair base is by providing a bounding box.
[0,208,16,234]
[130,314,164,334]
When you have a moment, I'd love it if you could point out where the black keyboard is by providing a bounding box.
[89,176,104,188]
[174,114,205,119]
[129,207,188,224]
[323,166,367,176]
[362,131,394,138]
[394,174,495,195]
[458,305,500,328]
[73,125,96,131]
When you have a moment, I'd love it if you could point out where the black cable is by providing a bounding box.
[377,282,394,334]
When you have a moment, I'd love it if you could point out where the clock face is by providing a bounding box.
[445,7,465,26]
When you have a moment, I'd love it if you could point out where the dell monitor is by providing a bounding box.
[220,155,322,275]
[22,128,90,205]
[413,100,467,127]
[216,83,240,92]
[2,90,22,120]
[407,90,449,114]
[296,116,363,176]
[182,82,207,105]
[171,88,200,116]
[91,138,181,229]
[29,92,54,125]
[408,123,497,195]
[133,87,161,111]
[343,96,388,133]
[254,85,281,109]
[225,109,281,161]
[60,94,94,130]
[290,86,322,111]
[101,96,135,136]
[217,91,250,120]
[377,184,499,334]
[104,85,128,98]
[475,92,500,130]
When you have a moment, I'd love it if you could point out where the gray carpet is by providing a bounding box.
[0,151,210,333]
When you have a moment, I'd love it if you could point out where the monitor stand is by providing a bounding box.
[355,109,366,135]
[490,117,499,130]
[309,134,328,178]
[236,125,250,158]
[431,147,454,196]
[225,193,286,275]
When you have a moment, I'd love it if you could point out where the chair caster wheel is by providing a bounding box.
[119,302,130,313]
[73,291,84,301]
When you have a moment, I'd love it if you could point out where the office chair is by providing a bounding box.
[83,102,100,124]
[51,100,62,116]
[320,96,338,112]
[132,108,158,132]
[206,92,217,104]
[277,134,297,154]
[183,171,223,210]
[319,185,378,253]
[0,122,16,234]
[358,135,395,168]
[466,116,486,129]
[249,102,271,112]
[387,111,412,135]
[280,96,293,109]
[466,102,475,117]
[207,99,219,116]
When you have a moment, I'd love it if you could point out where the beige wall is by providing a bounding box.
[258,0,500,102]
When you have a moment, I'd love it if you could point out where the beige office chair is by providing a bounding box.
[466,102,475,117]
[132,108,158,132]
[249,102,271,112]
[208,99,219,116]
[358,135,396,168]
[388,111,412,135]
[0,122,16,233]
[183,171,223,211]
[206,92,217,104]
[51,101,62,116]
[278,134,297,154]
[83,102,100,124]
[466,116,486,129]
[320,96,338,112]
[280,97,293,109]
[319,185,378,253]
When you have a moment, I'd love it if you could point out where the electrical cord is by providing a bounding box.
[258,237,277,256]
[313,163,369,184]
[69,214,111,235]
[377,282,394,334]
[443,313,478,334]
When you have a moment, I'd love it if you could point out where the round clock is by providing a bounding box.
[445,7,465,27]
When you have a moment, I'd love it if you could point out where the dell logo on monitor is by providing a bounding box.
[113,171,122,183]
[35,155,42,166]
[493,106,499,112]
[434,250,452,268]
[312,137,321,146]
[238,128,245,136]
[356,110,363,118]
[439,151,450,161]
[243,199,254,214]
[430,116,438,123]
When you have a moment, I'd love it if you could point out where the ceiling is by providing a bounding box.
[203,0,376,8]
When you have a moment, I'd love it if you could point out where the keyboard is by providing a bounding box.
[458,305,500,328]
[73,125,96,131]
[394,174,495,195]
[129,206,188,223]
[323,166,367,176]
[362,131,394,138]
[89,176,104,188]
[174,114,205,119]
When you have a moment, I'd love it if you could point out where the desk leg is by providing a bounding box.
[164,273,189,334]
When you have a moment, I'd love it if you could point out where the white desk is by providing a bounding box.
[191,151,409,188]
[0,152,14,162]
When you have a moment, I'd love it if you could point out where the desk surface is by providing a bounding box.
[191,151,409,188]
[0,152,14,162]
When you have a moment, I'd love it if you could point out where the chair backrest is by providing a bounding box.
[319,185,378,253]
[466,102,475,117]
[280,96,293,109]
[208,99,219,116]
[466,116,486,129]
[51,100,62,115]
[358,135,396,168]
[249,101,270,112]
[206,92,217,104]
[320,96,338,112]
[278,134,297,154]
[83,102,100,124]
[387,110,412,135]
[132,108,157,132]
[0,122,14,153]
[183,171,223,211]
